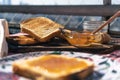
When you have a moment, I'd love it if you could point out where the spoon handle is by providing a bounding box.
[92,11,120,34]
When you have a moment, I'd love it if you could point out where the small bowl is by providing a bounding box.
[60,29,95,47]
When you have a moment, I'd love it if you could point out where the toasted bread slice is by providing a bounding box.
[20,17,64,42]
[7,33,38,45]
[94,32,111,44]
[12,54,94,80]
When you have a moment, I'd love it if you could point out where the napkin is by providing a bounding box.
[0,19,9,58]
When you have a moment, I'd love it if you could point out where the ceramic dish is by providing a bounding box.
[0,51,118,80]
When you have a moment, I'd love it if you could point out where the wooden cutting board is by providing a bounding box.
[7,37,118,54]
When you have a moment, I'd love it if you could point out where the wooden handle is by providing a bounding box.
[91,11,120,34]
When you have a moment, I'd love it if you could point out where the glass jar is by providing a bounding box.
[64,31,96,47]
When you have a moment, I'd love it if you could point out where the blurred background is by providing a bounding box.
[0,0,120,36]
[0,0,120,5]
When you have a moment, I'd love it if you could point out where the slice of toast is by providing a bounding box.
[6,32,38,45]
[20,17,64,42]
[12,54,94,80]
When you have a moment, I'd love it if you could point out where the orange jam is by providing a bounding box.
[65,31,95,46]
[28,55,88,73]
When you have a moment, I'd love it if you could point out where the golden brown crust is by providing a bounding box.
[20,17,64,42]
[13,61,42,79]
[7,34,38,45]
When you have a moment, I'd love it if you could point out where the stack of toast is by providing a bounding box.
[7,17,64,45]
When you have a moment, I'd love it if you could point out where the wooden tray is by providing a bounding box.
[7,37,120,54]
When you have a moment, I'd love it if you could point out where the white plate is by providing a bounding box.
[0,51,117,80]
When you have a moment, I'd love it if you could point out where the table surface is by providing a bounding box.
[1,36,120,80]
[0,50,120,80]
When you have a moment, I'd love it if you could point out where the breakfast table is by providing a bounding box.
[1,2,120,79]
[0,22,120,80]
[0,49,120,80]
[0,16,120,80]
[0,41,120,80]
